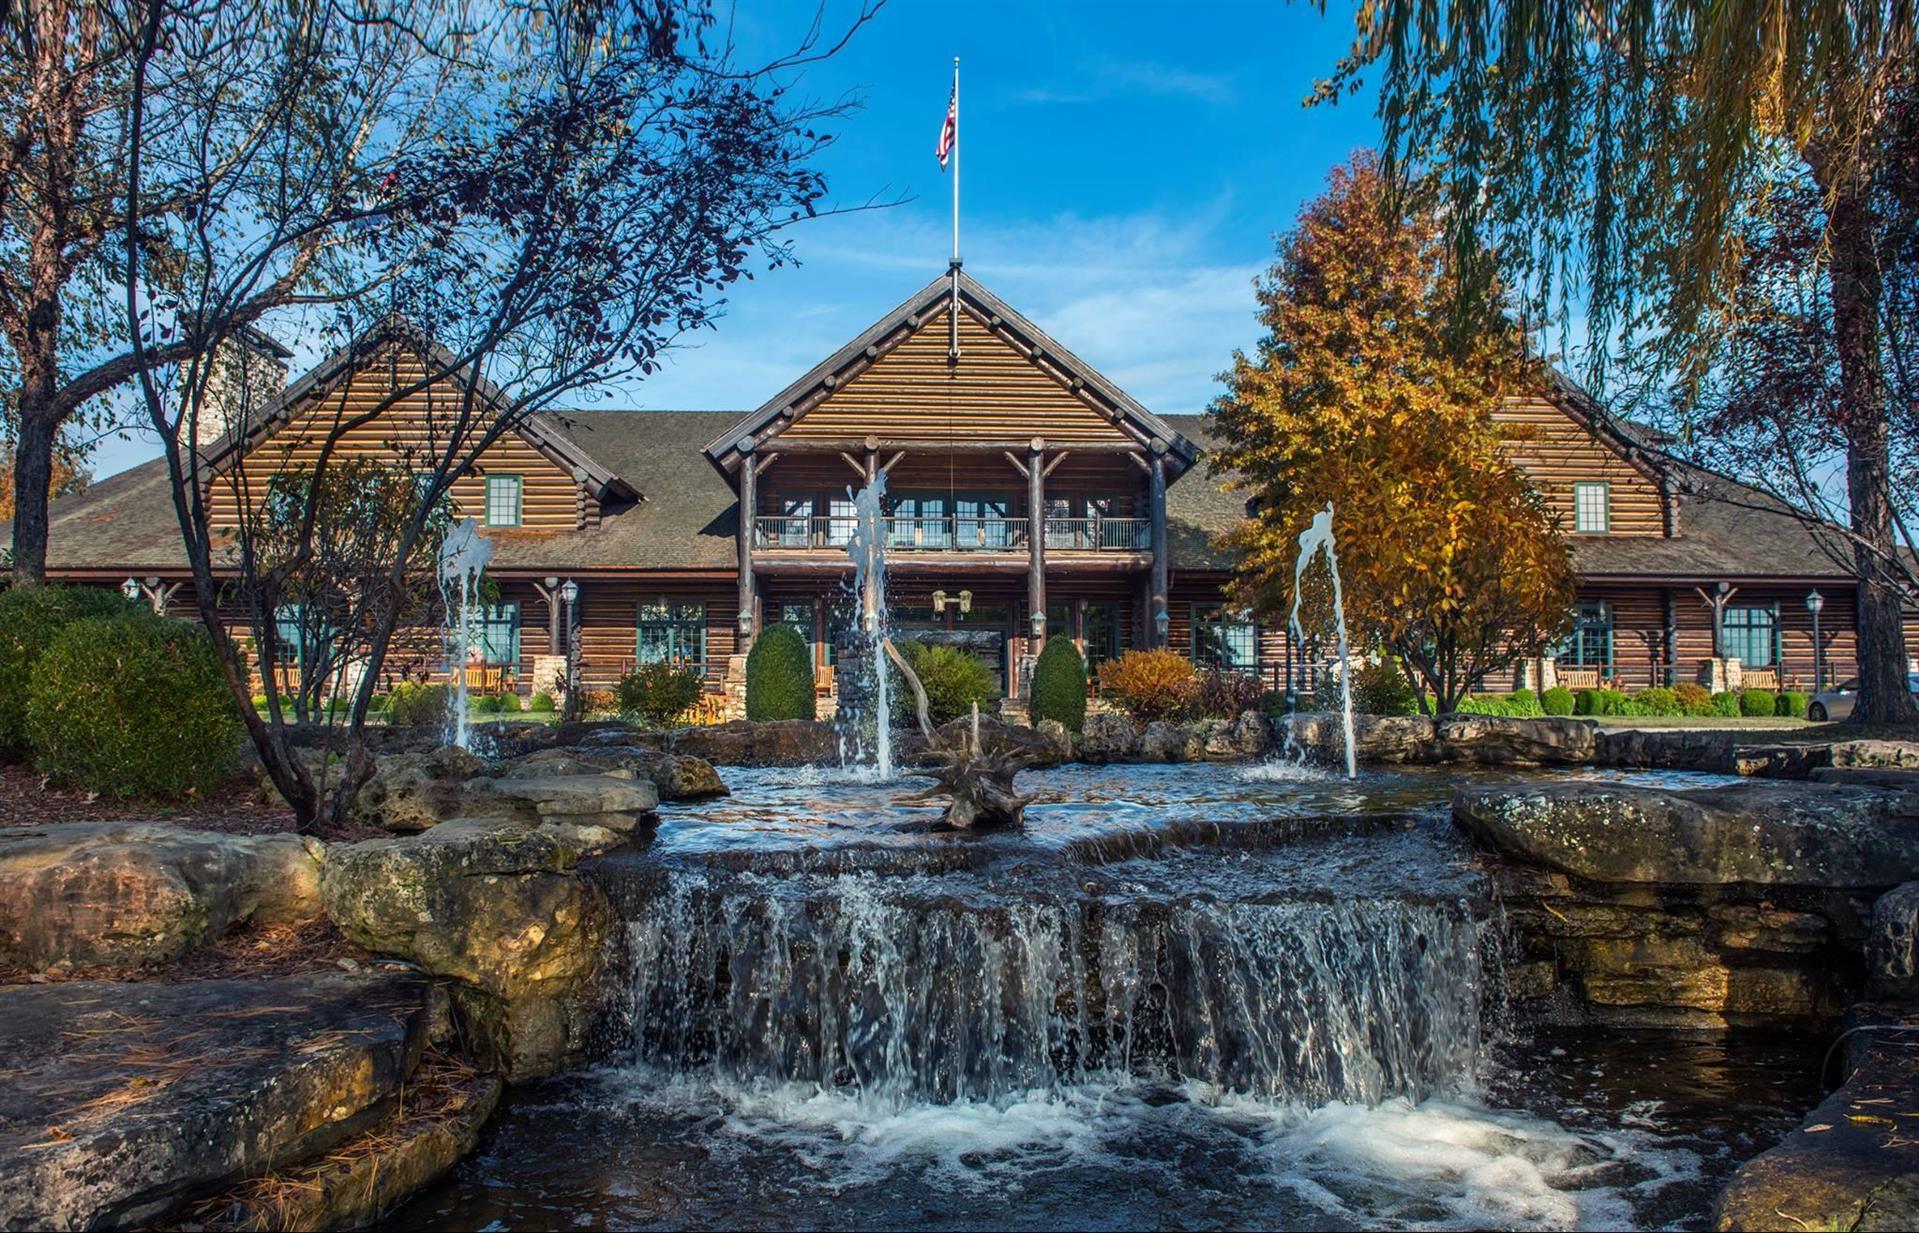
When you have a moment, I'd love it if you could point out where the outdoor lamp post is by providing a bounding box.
[1805,590,1825,690]
[121,577,141,603]
[559,579,581,719]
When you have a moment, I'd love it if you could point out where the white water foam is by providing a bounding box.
[1236,759,1340,783]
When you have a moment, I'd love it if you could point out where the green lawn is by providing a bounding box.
[1590,715,1817,730]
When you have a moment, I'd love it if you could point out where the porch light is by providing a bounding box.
[738,608,754,636]
[931,589,947,613]
[1804,590,1824,616]
[121,577,141,602]
[957,589,972,614]
[559,578,580,606]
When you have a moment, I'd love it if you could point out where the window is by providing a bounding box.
[473,603,520,665]
[1573,482,1610,533]
[1192,603,1257,673]
[771,496,813,547]
[954,495,1013,550]
[636,601,706,671]
[485,474,522,527]
[888,494,949,549]
[1723,605,1779,667]
[273,603,319,669]
[1084,602,1121,664]
[777,601,818,665]
[1561,602,1613,668]
[825,497,857,548]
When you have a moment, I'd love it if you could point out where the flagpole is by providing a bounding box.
[951,55,960,267]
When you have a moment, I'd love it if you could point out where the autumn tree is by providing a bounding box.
[1320,0,1919,724]
[1207,155,1576,713]
[0,440,86,524]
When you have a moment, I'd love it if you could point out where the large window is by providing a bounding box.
[1192,603,1257,673]
[1084,602,1121,664]
[777,601,821,666]
[954,495,1013,550]
[1562,602,1614,668]
[485,474,522,527]
[473,603,520,665]
[636,601,706,671]
[825,497,857,548]
[1573,482,1610,534]
[1723,605,1779,667]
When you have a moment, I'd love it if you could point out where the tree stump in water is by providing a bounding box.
[883,641,1037,830]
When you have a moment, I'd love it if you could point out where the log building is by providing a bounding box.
[16,270,1914,705]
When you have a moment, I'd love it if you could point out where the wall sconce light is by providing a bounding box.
[121,577,141,603]
[737,608,754,636]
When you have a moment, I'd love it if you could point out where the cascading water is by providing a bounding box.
[437,518,494,751]
[840,472,896,779]
[1287,503,1358,778]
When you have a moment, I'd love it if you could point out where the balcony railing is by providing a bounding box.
[753,515,1152,553]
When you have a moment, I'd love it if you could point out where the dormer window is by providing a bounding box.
[1573,482,1610,533]
[485,474,522,527]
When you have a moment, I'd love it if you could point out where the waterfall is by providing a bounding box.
[842,472,895,779]
[437,518,494,750]
[603,866,1495,1108]
[1288,504,1358,778]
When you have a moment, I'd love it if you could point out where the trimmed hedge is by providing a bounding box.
[26,614,239,800]
[895,640,1001,726]
[617,663,704,727]
[1541,686,1575,716]
[1739,688,1777,718]
[0,584,145,760]
[1028,636,1088,732]
[745,624,816,722]
[1459,689,1543,717]
[1632,687,1682,717]
[528,691,556,713]
[1776,690,1809,719]
[1711,690,1741,717]
[1674,682,1714,715]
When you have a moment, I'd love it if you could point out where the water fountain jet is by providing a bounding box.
[437,517,494,751]
[1288,503,1358,779]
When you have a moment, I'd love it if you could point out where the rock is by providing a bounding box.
[1231,709,1272,757]
[1077,712,1141,763]
[1034,719,1073,762]
[320,819,609,1080]
[1830,740,1919,769]
[1594,728,1835,778]
[1715,1007,1919,1232]
[1284,712,1437,764]
[0,823,325,970]
[478,773,659,826]
[1869,882,1919,1000]
[668,719,840,767]
[0,972,444,1231]
[1812,766,1919,791]
[1435,714,1597,765]
[351,745,491,832]
[1139,720,1193,763]
[505,745,728,801]
[926,715,1066,769]
[1454,780,1919,887]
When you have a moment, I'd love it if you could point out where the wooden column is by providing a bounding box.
[1027,438,1046,650]
[737,441,758,648]
[1148,445,1169,649]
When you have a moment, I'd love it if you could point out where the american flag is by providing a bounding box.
[936,85,957,169]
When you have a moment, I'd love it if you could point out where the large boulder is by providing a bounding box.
[350,745,491,832]
[1282,712,1438,764]
[469,773,659,849]
[1140,720,1197,763]
[1077,712,1141,763]
[1434,714,1596,765]
[0,823,324,970]
[0,972,444,1231]
[1455,780,1919,888]
[1870,882,1919,1000]
[668,719,840,767]
[320,819,609,1079]
[505,744,727,801]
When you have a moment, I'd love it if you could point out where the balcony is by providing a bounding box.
[753,515,1151,554]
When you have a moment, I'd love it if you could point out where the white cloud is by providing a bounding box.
[1014,58,1236,107]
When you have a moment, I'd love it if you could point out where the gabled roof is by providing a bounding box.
[701,268,1200,478]
[196,317,638,504]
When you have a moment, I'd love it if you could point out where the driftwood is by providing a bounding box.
[883,639,1038,830]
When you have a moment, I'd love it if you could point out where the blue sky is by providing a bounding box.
[94,1,1378,478]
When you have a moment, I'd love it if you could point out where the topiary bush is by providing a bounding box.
[617,663,705,727]
[1352,656,1421,716]
[26,614,240,800]
[1186,668,1262,721]
[385,681,450,729]
[1739,688,1777,718]
[1632,687,1682,717]
[1541,686,1576,716]
[0,584,146,760]
[528,691,556,713]
[1674,682,1714,715]
[1574,688,1602,716]
[1028,636,1089,732]
[1711,690,1741,717]
[1097,649,1196,721]
[1776,690,1809,719]
[745,624,816,722]
[893,640,1001,726]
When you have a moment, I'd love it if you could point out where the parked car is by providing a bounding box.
[1807,672,1919,721]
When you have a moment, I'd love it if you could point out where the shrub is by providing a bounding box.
[1459,690,1543,717]
[367,693,390,713]
[1598,689,1631,716]
[1097,649,1196,721]
[1711,690,1741,717]
[0,584,145,760]
[1186,669,1262,721]
[528,691,556,713]
[1574,688,1601,716]
[497,691,521,713]
[26,615,240,799]
[472,693,503,714]
[1541,686,1575,716]
[1739,688,1777,718]
[1776,690,1809,719]
[582,687,618,714]
[1673,681,1714,715]
[894,640,1001,726]
[745,624,816,722]
[385,681,451,729]
[1028,636,1089,732]
[1632,687,1682,717]
[1353,657,1421,716]
[617,663,704,727]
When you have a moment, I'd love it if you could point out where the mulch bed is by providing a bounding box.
[0,762,300,834]
[0,918,375,987]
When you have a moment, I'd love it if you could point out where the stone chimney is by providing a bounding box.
[194,326,291,451]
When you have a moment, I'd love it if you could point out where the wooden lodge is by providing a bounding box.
[17,269,1916,709]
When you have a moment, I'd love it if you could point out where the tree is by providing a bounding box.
[1206,155,1576,714]
[1321,0,1919,724]
[0,440,87,523]
[117,0,878,832]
